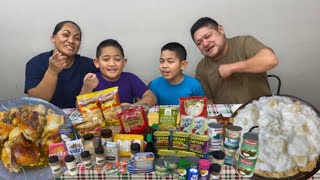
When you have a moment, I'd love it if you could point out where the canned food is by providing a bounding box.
[240,132,259,159]
[223,137,240,149]
[164,155,180,169]
[188,168,199,180]
[225,125,242,139]
[154,159,169,172]
[237,155,257,177]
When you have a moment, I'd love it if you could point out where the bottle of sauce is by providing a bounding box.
[101,128,113,147]
[83,134,95,161]
[130,143,141,161]
[144,133,154,153]
[81,151,93,170]
[49,155,62,177]
[65,155,78,176]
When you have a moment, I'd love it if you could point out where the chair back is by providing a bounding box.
[267,74,281,95]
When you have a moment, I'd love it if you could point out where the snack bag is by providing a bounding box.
[179,96,207,117]
[158,107,178,131]
[99,87,121,126]
[118,106,147,134]
[76,91,104,128]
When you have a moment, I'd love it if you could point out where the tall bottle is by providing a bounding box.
[144,133,154,153]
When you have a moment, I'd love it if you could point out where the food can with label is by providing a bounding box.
[240,132,259,159]
[237,154,257,177]
[208,123,223,152]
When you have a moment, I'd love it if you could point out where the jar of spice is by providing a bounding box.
[178,158,190,180]
[101,129,113,146]
[81,151,93,169]
[198,159,211,180]
[49,155,62,176]
[95,146,105,167]
[65,155,78,176]
[130,143,140,161]
[209,163,221,180]
[83,134,95,161]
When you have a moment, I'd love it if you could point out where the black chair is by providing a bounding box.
[267,74,281,95]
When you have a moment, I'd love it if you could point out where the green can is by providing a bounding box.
[240,132,259,159]
[237,155,257,177]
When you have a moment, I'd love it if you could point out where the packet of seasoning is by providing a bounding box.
[159,107,178,131]
[65,139,85,163]
[49,142,68,166]
[179,96,207,117]
[118,106,148,134]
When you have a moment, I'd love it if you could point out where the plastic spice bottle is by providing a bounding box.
[209,163,221,180]
[95,146,105,167]
[130,143,141,161]
[178,158,190,180]
[101,129,113,146]
[83,134,95,161]
[81,151,93,169]
[65,155,78,176]
[198,159,211,180]
[49,155,62,176]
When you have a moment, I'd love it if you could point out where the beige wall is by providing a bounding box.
[0,0,319,108]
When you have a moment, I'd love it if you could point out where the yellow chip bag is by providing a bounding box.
[98,87,121,126]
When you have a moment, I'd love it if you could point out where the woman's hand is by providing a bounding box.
[82,73,99,93]
[48,52,68,74]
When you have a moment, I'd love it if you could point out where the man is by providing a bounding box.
[190,17,278,104]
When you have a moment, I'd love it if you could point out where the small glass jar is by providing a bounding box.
[65,155,78,176]
[83,134,95,161]
[209,163,222,180]
[101,129,113,146]
[130,143,140,161]
[49,155,62,176]
[81,151,93,169]
[95,146,105,167]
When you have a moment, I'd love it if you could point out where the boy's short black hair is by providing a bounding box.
[161,42,187,61]
[96,39,124,58]
[190,17,219,41]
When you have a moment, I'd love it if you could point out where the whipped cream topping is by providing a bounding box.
[234,96,320,173]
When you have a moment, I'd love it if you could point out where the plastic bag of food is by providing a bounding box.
[98,87,121,126]
[118,106,147,134]
[179,96,207,117]
[158,107,178,131]
[76,91,104,128]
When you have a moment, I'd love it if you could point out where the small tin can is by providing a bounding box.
[240,132,259,159]
[59,123,76,142]
[184,156,200,169]
[188,168,199,180]
[164,155,180,169]
[222,145,237,157]
[237,155,257,177]
[208,123,223,152]
[224,155,235,166]
[154,158,168,172]
[223,137,240,149]
[224,125,242,139]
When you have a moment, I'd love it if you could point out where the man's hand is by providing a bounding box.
[83,73,99,91]
[48,52,68,74]
[218,64,233,79]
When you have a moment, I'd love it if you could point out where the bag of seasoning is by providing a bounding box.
[179,96,207,117]
[98,87,121,126]
[158,107,178,131]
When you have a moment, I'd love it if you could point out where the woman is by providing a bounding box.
[24,21,98,108]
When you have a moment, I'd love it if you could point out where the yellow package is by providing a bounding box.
[76,91,104,128]
[99,87,121,126]
[113,134,144,157]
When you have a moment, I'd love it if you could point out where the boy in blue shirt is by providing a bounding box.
[149,42,205,105]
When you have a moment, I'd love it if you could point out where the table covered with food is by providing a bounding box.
[1,93,320,180]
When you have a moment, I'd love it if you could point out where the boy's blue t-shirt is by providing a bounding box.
[149,75,205,105]
[24,51,98,108]
[94,72,148,104]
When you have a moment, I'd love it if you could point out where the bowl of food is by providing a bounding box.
[0,97,70,179]
[232,95,320,180]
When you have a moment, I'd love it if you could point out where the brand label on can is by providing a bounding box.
[240,132,259,159]
[237,155,257,177]
[223,137,240,149]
